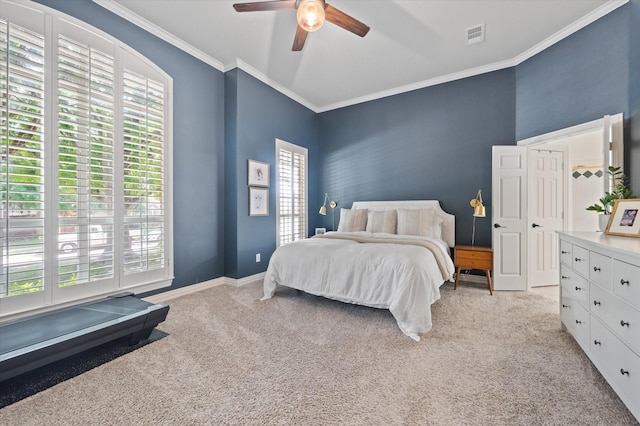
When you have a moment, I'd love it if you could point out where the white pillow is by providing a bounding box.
[337,208,368,232]
[366,210,397,234]
[396,208,443,240]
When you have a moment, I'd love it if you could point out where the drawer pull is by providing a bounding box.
[594,340,601,346]
[561,275,569,280]
[593,300,601,306]
[620,369,630,376]
[620,320,630,327]
[620,279,630,286]
[561,250,569,254]
[593,266,601,272]
[562,304,569,308]
[575,320,582,325]
[574,257,583,262]
[575,286,582,291]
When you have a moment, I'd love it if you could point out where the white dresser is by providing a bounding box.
[559,231,640,421]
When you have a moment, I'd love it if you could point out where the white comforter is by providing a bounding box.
[262,232,455,341]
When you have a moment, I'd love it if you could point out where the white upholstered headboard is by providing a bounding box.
[351,200,455,248]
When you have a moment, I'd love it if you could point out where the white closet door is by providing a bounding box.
[492,146,527,291]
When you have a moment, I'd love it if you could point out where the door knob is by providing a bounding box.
[493,223,504,228]
[532,223,542,228]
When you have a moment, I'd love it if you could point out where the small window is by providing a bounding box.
[276,139,308,246]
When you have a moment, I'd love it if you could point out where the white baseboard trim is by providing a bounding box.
[142,277,225,304]
[224,272,266,287]
[142,273,266,304]
[143,271,494,305]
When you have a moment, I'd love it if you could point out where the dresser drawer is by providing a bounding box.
[560,240,573,266]
[559,232,640,422]
[591,317,640,407]
[591,284,640,355]
[561,296,590,349]
[572,245,589,277]
[560,264,588,308]
[614,260,640,310]
[590,251,613,291]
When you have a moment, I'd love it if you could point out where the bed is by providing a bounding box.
[262,200,455,341]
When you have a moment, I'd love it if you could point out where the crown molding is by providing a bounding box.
[512,0,628,66]
[318,0,629,113]
[232,59,319,112]
[316,58,517,113]
[91,0,628,113]
[91,0,225,71]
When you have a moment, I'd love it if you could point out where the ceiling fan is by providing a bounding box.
[232,0,370,51]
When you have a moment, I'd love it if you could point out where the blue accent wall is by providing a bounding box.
[37,0,226,290]
[515,5,630,140]
[224,71,239,278]
[316,70,516,248]
[630,0,640,193]
[34,0,640,284]
[225,69,318,278]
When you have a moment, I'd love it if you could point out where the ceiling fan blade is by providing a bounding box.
[324,4,370,37]
[233,0,296,12]
[292,25,308,51]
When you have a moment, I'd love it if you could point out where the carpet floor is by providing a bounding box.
[0,281,637,425]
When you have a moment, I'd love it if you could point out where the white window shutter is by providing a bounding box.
[276,139,307,246]
[0,20,46,296]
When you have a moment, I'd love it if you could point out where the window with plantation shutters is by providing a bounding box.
[276,139,307,247]
[0,19,46,298]
[0,1,173,319]
[57,34,115,288]
[122,70,165,275]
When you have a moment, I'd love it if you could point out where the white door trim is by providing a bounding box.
[517,117,604,147]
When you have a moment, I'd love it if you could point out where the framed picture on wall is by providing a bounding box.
[605,199,640,237]
[249,187,269,216]
[248,159,270,187]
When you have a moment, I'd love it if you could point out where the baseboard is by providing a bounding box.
[142,273,266,304]
[144,271,487,304]
[224,272,266,288]
[142,277,225,304]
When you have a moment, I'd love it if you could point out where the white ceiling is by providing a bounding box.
[94,0,625,112]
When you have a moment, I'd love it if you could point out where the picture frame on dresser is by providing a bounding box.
[605,199,640,237]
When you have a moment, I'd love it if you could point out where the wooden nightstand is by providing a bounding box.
[454,245,493,295]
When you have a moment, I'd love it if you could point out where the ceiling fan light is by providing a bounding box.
[297,0,325,32]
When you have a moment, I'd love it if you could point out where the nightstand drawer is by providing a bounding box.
[456,251,492,261]
[454,246,493,270]
[455,257,492,269]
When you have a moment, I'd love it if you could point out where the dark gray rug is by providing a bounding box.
[0,330,167,409]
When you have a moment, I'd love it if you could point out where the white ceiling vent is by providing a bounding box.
[466,24,485,45]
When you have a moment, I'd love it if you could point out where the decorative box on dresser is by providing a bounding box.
[558,231,640,421]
